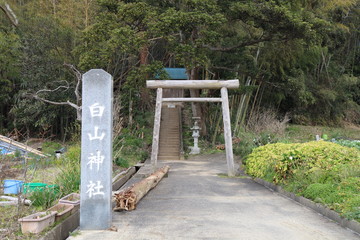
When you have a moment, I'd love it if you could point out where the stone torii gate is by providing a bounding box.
[146,80,239,176]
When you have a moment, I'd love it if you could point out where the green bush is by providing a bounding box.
[233,131,277,163]
[246,141,360,183]
[246,141,360,221]
[113,128,150,166]
[114,157,129,168]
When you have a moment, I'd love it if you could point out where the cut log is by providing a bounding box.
[113,165,170,211]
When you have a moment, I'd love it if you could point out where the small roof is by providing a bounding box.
[164,68,188,80]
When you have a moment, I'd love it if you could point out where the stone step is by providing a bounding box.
[159,136,180,139]
[159,147,180,151]
[158,106,181,161]
[160,126,179,128]
[159,140,179,142]
[159,144,179,147]
[159,149,180,152]
[158,155,180,158]
[159,145,179,148]
[159,148,179,152]
[158,156,180,160]
[160,137,180,139]
[159,153,179,156]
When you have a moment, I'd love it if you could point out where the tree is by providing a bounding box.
[0,29,20,132]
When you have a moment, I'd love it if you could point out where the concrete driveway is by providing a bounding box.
[69,154,360,240]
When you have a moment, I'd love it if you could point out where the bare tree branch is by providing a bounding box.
[30,93,82,121]
[0,2,18,26]
[29,64,83,121]
[35,81,70,95]
[64,63,82,106]
[33,95,79,109]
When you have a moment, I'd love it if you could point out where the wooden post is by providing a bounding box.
[151,88,163,166]
[221,87,235,176]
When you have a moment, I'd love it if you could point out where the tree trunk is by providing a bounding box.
[113,165,170,211]
[139,45,149,65]
[189,68,207,136]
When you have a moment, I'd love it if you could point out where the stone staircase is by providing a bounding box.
[158,105,181,160]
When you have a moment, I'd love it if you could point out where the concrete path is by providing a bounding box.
[69,154,360,240]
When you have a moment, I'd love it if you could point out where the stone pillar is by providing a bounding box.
[80,69,113,230]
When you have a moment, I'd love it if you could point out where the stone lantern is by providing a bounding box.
[189,118,201,154]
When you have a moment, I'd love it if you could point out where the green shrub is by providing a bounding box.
[245,142,296,180]
[114,157,129,168]
[246,141,360,183]
[113,128,150,166]
[246,141,360,221]
[233,131,276,163]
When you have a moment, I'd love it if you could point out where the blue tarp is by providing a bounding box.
[0,141,25,155]
[0,147,13,155]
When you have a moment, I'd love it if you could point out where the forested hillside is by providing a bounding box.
[1,0,359,140]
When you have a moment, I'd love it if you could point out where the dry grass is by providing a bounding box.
[0,204,38,240]
[246,109,290,135]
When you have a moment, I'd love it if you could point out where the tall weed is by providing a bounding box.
[55,145,81,197]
